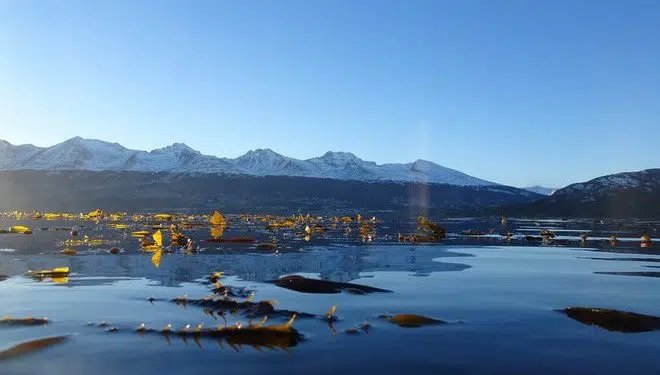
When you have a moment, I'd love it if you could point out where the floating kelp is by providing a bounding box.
[131,230,151,238]
[560,307,660,333]
[95,315,303,351]
[153,214,173,221]
[26,267,70,279]
[206,237,256,244]
[172,294,278,316]
[107,223,129,230]
[209,211,227,227]
[0,335,69,360]
[84,209,103,221]
[641,234,652,245]
[171,230,187,246]
[207,272,224,283]
[8,225,32,234]
[142,230,163,252]
[255,242,277,250]
[0,317,49,326]
[43,213,75,220]
[344,321,372,335]
[540,229,555,238]
[0,275,7,282]
[379,314,446,328]
[269,275,392,294]
[171,294,315,320]
[416,217,446,240]
[211,283,253,299]
[60,248,78,256]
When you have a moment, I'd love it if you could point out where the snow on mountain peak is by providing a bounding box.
[0,138,498,186]
[410,159,439,172]
[151,142,200,155]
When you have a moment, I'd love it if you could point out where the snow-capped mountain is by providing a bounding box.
[549,169,659,201]
[505,169,660,217]
[0,137,496,186]
[521,186,557,196]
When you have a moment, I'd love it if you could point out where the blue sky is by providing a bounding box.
[1,0,658,187]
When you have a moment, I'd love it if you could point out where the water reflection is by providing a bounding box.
[0,245,472,287]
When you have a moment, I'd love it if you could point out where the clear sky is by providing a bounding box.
[1,0,658,187]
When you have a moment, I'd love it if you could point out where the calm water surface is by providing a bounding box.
[1,219,659,375]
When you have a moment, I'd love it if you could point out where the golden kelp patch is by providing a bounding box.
[153,213,173,221]
[9,225,32,234]
[84,209,103,221]
[210,211,226,227]
[26,267,70,279]
[142,230,163,252]
[43,213,75,220]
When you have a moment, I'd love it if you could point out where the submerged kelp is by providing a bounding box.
[560,307,660,333]
[0,317,50,327]
[379,314,447,328]
[0,336,69,360]
[269,275,392,294]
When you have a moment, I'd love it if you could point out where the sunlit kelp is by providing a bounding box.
[8,225,32,234]
[397,217,446,243]
[26,267,70,280]
[131,230,151,237]
[560,307,660,333]
[43,212,75,220]
[153,213,173,221]
[141,230,163,252]
[84,209,103,221]
[0,335,69,360]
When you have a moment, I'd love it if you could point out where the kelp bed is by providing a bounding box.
[1,210,659,360]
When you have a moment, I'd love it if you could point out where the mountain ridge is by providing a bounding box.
[502,169,660,218]
[0,137,496,186]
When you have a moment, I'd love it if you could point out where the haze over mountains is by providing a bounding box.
[0,137,496,186]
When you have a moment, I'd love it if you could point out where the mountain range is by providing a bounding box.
[0,137,495,186]
[2,137,657,217]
